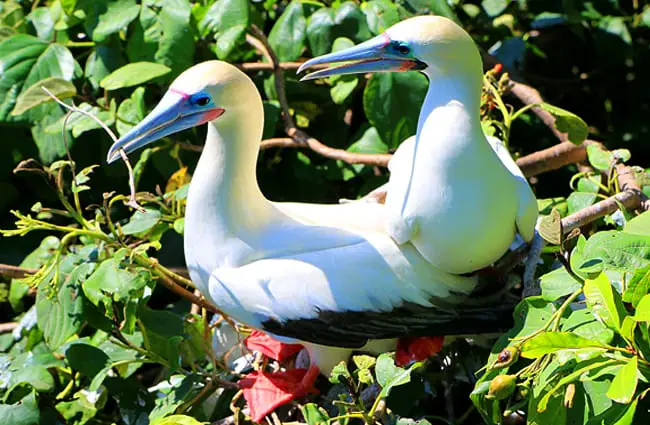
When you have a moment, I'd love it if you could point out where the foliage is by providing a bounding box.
[1,1,650,425]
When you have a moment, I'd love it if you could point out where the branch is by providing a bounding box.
[247,28,392,168]
[560,164,648,233]
[0,264,37,280]
[515,140,599,177]
[509,80,568,142]
[0,322,18,334]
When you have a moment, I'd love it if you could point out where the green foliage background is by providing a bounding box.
[1,0,650,424]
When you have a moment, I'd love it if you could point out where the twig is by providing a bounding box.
[42,87,142,211]
[515,141,598,178]
[237,61,326,72]
[0,264,38,280]
[561,190,640,234]
[509,80,568,142]
[247,27,393,168]
[0,322,18,333]
[522,232,544,297]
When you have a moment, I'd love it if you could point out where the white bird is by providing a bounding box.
[299,15,538,275]
[106,16,530,381]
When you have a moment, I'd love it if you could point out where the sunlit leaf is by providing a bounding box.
[11,77,76,116]
[606,357,638,404]
[540,103,589,144]
[268,1,306,62]
[100,62,171,90]
[583,273,627,332]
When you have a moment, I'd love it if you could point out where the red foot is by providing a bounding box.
[240,365,320,423]
[245,330,303,362]
[396,336,445,366]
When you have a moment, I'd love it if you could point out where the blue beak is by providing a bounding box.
[106,91,223,164]
[297,34,426,81]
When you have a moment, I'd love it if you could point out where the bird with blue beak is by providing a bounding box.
[107,15,532,423]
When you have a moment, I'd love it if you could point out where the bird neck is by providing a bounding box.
[418,71,482,135]
[187,115,269,232]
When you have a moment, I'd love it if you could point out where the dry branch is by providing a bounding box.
[0,322,18,334]
[247,28,393,168]
[0,264,37,280]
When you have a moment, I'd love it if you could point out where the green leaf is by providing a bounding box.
[306,7,335,56]
[156,0,195,79]
[11,77,75,116]
[576,175,602,193]
[151,415,204,425]
[85,43,126,89]
[200,0,249,59]
[520,332,604,359]
[121,208,162,235]
[66,343,111,379]
[363,72,427,148]
[606,357,638,404]
[540,103,589,144]
[348,126,389,155]
[633,294,650,321]
[332,2,372,43]
[361,0,399,35]
[540,267,581,301]
[268,1,306,62]
[583,273,627,332]
[117,86,146,137]
[579,231,650,272]
[37,263,94,350]
[612,398,638,425]
[45,101,116,138]
[375,353,418,398]
[599,16,632,45]
[92,0,140,42]
[623,265,650,308]
[481,0,511,17]
[329,360,352,384]
[405,0,459,22]
[538,197,568,216]
[138,306,184,338]
[0,392,39,425]
[624,211,650,236]
[82,253,149,309]
[100,62,171,90]
[567,191,597,215]
[149,374,203,421]
[6,365,55,393]
[301,403,329,425]
[561,309,614,345]
[10,236,59,312]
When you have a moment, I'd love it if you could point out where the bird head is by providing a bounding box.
[298,16,481,82]
[107,61,261,163]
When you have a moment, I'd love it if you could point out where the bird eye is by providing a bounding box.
[192,95,211,107]
[394,42,411,55]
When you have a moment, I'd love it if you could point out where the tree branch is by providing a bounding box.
[247,28,392,168]
[0,264,37,280]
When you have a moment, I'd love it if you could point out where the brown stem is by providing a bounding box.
[247,28,393,168]
[515,140,600,177]
[0,264,38,279]
[0,322,18,334]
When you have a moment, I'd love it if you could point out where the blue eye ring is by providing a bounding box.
[393,41,411,55]
[191,94,212,107]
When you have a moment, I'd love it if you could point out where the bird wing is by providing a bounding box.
[486,136,538,242]
[205,230,513,348]
[273,201,387,234]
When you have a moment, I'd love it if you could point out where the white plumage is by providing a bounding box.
[108,16,536,373]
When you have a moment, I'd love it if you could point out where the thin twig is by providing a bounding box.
[0,322,18,334]
[42,87,142,211]
[0,264,38,280]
